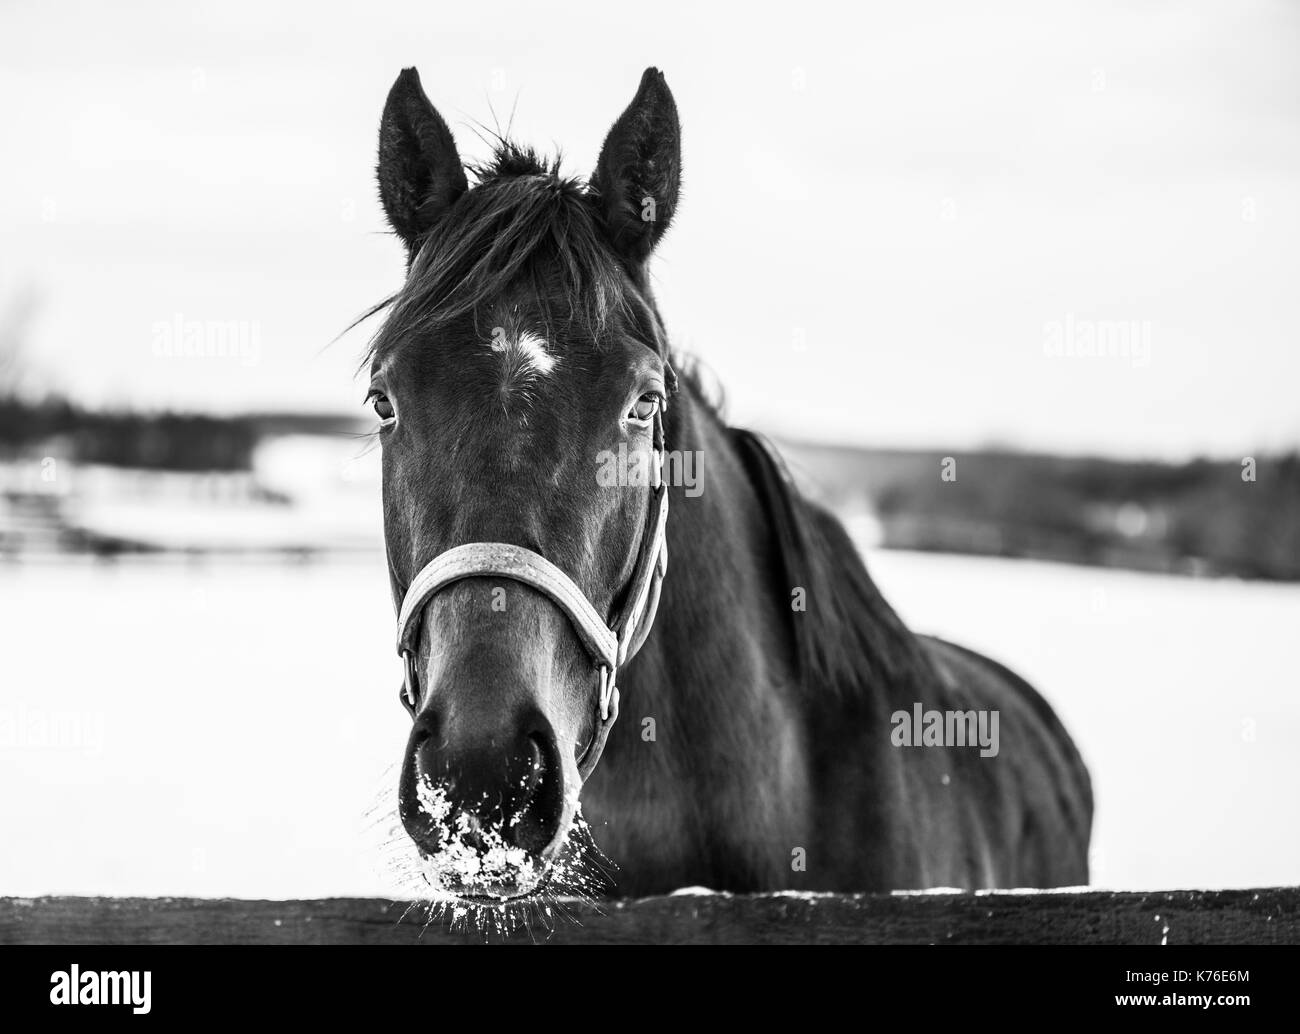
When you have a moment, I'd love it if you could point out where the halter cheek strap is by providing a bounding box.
[394,408,670,783]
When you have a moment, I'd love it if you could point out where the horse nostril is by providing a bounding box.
[520,733,546,804]
[507,728,563,855]
[407,710,441,774]
[398,710,566,863]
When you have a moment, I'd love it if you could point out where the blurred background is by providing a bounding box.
[1,0,1298,898]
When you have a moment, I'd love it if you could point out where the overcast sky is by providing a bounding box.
[1,0,1297,459]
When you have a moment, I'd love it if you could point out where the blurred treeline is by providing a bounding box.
[783,443,1300,582]
[0,395,357,469]
[0,287,352,471]
[0,395,258,469]
[3,385,1297,580]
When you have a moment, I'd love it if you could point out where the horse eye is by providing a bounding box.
[370,393,396,423]
[628,394,659,422]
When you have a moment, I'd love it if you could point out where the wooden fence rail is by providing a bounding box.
[2,888,1298,945]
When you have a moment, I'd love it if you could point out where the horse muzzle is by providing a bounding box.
[397,700,571,899]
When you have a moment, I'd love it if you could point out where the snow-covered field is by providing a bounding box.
[1,549,1297,897]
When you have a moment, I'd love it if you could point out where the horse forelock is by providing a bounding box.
[363,142,642,375]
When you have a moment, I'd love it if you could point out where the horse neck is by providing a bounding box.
[635,374,802,707]
[646,372,938,715]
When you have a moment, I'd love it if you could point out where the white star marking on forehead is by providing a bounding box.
[488,327,558,392]
[511,331,557,375]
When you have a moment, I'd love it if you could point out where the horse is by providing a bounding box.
[365,66,1093,902]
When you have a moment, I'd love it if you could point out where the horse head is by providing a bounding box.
[370,67,680,902]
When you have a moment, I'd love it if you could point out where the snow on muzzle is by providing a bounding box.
[398,708,566,899]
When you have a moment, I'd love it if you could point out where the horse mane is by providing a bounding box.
[364,143,641,370]
[728,426,941,702]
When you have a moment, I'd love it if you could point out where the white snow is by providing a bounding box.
[0,547,1297,897]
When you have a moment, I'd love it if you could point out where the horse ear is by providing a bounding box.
[590,67,681,266]
[376,67,468,256]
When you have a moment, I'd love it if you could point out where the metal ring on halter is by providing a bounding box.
[392,398,671,783]
[401,651,419,715]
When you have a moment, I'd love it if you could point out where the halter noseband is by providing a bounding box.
[394,406,669,783]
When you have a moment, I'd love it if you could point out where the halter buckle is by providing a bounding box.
[400,650,418,714]
[598,664,616,722]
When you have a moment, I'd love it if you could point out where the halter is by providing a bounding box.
[394,405,670,782]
